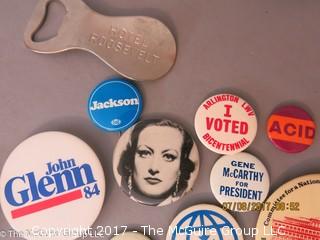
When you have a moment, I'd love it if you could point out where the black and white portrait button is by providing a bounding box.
[111,232,150,240]
[210,152,270,211]
[113,119,200,206]
[194,93,257,155]
[0,132,105,240]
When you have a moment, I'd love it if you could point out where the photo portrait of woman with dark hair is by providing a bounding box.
[113,119,200,206]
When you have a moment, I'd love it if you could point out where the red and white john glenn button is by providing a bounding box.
[267,105,316,153]
[0,132,105,240]
[194,94,258,155]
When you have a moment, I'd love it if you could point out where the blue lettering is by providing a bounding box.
[4,176,29,206]
[222,167,230,177]
[4,161,97,207]
[38,176,56,197]
[53,170,77,194]
[26,172,41,202]
[71,164,97,186]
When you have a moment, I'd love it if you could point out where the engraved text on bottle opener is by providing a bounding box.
[24,0,177,81]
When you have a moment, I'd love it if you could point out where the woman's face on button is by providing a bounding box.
[133,125,183,197]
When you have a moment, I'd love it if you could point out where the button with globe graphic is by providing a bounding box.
[166,204,244,240]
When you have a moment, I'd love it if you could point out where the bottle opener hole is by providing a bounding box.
[33,0,66,42]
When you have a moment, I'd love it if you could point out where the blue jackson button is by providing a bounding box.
[88,78,143,132]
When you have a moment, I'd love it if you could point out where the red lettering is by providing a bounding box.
[223,119,231,132]
[203,101,212,110]
[298,125,303,137]
[268,116,315,145]
[306,127,315,139]
[214,119,222,131]
[203,133,210,140]
[269,121,281,134]
[284,123,296,136]
[240,122,248,134]
[205,118,249,134]
[224,105,232,117]
[232,120,239,133]
[242,102,255,116]
[206,117,214,130]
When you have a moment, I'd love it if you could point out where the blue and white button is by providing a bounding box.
[166,204,244,240]
[88,78,143,132]
[210,152,270,212]
[0,132,105,240]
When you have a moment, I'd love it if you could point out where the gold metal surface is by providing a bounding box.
[24,0,177,81]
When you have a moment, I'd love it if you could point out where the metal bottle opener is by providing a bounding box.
[24,0,177,81]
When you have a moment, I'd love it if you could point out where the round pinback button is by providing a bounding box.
[0,132,105,240]
[210,152,270,211]
[267,105,316,153]
[194,93,257,155]
[111,232,150,240]
[166,204,244,240]
[88,78,143,132]
[113,119,200,206]
[256,174,320,240]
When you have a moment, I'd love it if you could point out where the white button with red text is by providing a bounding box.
[194,93,257,155]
